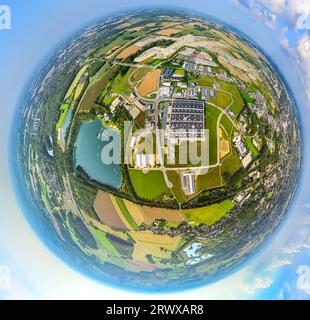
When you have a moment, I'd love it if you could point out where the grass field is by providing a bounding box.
[241,91,254,104]
[220,114,234,136]
[246,137,260,158]
[91,227,118,255]
[151,59,164,66]
[79,65,119,112]
[129,169,171,200]
[56,104,69,129]
[131,68,150,83]
[103,96,116,106]
[206,105,221,165]
[250,86,258,93]
[193,78,244,116]
[134,112,146,129]
[73,82,87,101]
[165,140,203,168]
[230,96,245,115]
[197,166,222,191]
[131,231,182,263]
[219,82,244,116]
[166,170,188,203]
[221,199,235,211]
[219,127,230,159]
[123,200,145,226]
[95,37,128,57]
[65,65,89,100]
[111,68,134,95]
[195,76,216,87]
[90,62,112,84]
[90,227,130,268]
[175,28,213,38]
[220,115,234,161]
[174,69,186,76]
[221,150,242,179]
[183,200,235,226]
[115,197,138,229]
[209,91,231,109]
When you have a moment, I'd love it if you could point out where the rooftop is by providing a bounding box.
[168,99,205,139]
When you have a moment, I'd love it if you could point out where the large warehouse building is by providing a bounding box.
[167,99,205,139]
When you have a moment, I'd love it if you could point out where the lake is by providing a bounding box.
[74,119,122,189]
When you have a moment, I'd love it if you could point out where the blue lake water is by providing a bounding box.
[74,119,122,189]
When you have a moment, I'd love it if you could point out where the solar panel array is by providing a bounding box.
[169,100,205,139]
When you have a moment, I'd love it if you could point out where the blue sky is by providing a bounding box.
[0,0,310,299]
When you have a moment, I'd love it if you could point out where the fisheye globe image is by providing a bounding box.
[12,9,301,292]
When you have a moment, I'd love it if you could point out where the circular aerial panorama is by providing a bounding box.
[12,10,301,291]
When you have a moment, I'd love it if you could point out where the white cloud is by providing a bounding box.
[0,265,11,291]
[243,277,273,294]
[235,0,310,29]
[232,0,310,101]
[296,265,310,295]
[297,33,310,99]
[296,12,310,30]
[282,245,300,255]
[233,0,278,30]
[266,257,292,271]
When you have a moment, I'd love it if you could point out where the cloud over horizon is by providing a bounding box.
[232,0,310,100]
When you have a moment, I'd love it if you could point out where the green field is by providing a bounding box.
[197,166,222,191]
[166,170,188,203]
[175,28,216,38]
[39,179,53,213]
[90,227,128,268]
[220,114,233,136]
[65,64,89,99]
[194,77,244,115]
[195,76,216,87]
[183,200,235,226]
[246,137,260,158]
[165,140,203,168]
[220,199,236,211]
[95,36,129,57]
[221,150,242,180]
[91,62,112,84]
[206,105,221,165]
[79,65,119,112]
[73,82,87,101]
[174,69,186,76]
[267,191,274,200]
[56,103,70,129]
[241,91,254,104]
[129,169,171,200]
[134,112,146,129]
[115,197,138,229]
[91,227,119,254]
[250,86,258,93]
[111,68,134,94]
[209,91,231,109]
[220,82,244,116]
[103,96,116,106]
[151,59,163,66]
[131,68,150,83]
